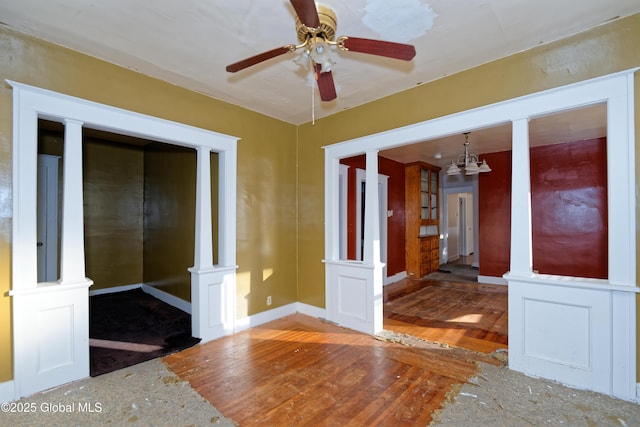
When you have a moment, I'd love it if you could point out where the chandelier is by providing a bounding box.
[446,132,492,176]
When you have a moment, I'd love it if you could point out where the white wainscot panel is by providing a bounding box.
[207,280,225,328]
[506,276,638,399]
[190,265,236,342]
[325,261,381,335]
[12,284,90,399]
[337,275,368,321]
[37,305,75,373]
[523,299,591,369]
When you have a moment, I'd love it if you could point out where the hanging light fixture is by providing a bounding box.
[446,132,492,176]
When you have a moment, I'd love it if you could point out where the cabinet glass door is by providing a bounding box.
[421,169,429,219]
[430,171,438,219]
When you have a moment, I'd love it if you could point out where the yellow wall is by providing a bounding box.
[84,139,145,290]
[143,144,196,300]
[0,12,638,385]
[295,13,640,377]
[0,25,297,382]
[296,13,640,304]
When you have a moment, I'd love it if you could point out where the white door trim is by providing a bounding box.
[6,81,239,400]
[442,185,474,265]
[355,169,389,275]
[323,68,638,401]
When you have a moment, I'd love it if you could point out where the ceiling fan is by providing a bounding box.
[225,0,417,102]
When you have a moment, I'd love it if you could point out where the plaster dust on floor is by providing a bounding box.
[431,361,640,427]
[1,359,237,427]
[3,342,640,426]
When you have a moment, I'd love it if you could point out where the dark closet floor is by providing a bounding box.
[89,288,200,376]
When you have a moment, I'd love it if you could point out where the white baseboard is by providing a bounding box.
[636,383,640,403]
[384,271,407,286]
[88,283,191,314]
[141,284,191,315]
[89,283,142,296]
[234,303,298,333]
[296,302,326,319]
[478,275,508,286]
[0,380,15,403]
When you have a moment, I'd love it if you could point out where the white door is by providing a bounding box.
[37,154,60,283]
[458,196,467,256]
[447,193,459,261]
[463,193,474,256]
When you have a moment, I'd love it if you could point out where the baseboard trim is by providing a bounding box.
[296,302,326,319]
[478,275,508,286]
[234,303,298,333]
[89,283,142,296]
[636,383,640,403]
[141,285,191,315]
[0,380,15,403]
[384,271,407,286]
[88,283,191,314]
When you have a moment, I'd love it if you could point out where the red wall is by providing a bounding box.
[530,138,608,278]
[340,156,406,277]
[478,151,512,277]
[478,138,608,279]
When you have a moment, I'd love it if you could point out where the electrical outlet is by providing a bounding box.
[267,296,272,306]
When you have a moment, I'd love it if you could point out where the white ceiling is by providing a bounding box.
[0,0,635,163]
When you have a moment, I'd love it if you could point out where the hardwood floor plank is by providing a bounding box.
[164,314,494,426]
[383,278,508,354]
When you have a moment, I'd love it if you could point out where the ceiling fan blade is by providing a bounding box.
[315,64,336,102]
[290,0,320,28]
[226,46,293,73]
[340,37,416,61]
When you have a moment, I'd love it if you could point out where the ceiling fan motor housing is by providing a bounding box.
[296,5,337,42]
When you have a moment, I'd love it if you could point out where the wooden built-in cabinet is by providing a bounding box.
[405,162,440,279]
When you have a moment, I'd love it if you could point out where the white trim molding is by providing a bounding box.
[89,283,192,314]
[296,302,327,319]
[478,275,508,286]
[234,303,298,333]
[322,68,639,401]
[6,81,239,400]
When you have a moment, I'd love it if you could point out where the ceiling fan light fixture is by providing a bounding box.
[294,50,311,68]
[225,1,417,104]
[309,40,334,72]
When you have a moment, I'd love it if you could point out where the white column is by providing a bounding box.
[363,150,381,265]
[58,119,87,284]
[193,146,213,270]
[217,147,237,267]
[364,149,383,334]
[509,118,533,275]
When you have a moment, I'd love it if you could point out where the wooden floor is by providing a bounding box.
[165,313,499,426]
[384,277,508,354]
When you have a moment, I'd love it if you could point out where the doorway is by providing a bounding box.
[323,70,637,400]
[9,81,238,399]
[442,186,477,267]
